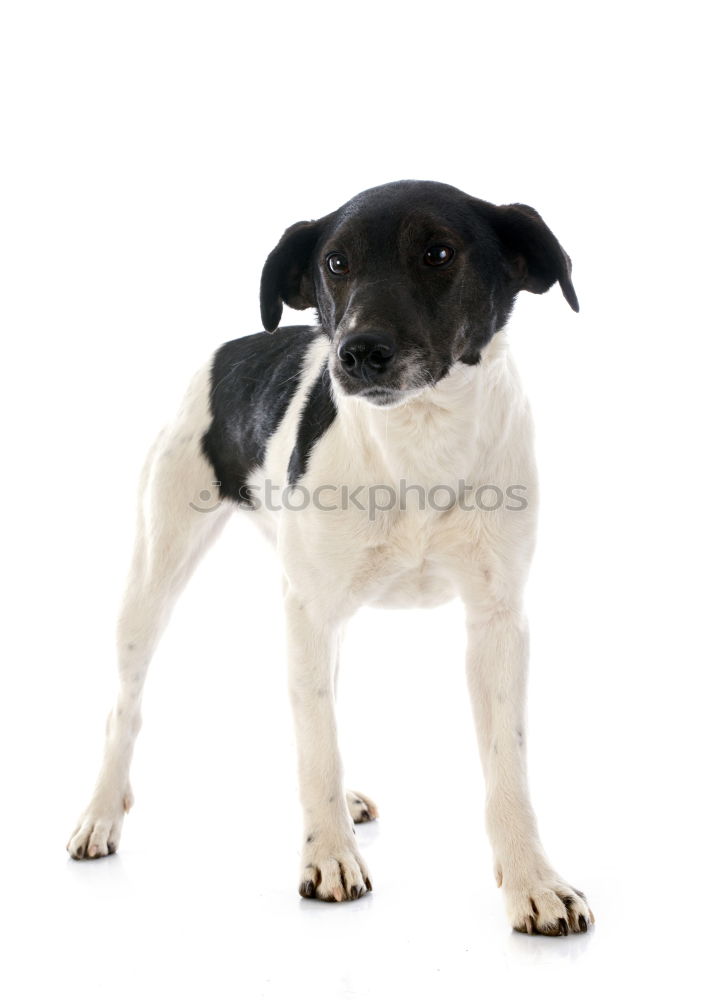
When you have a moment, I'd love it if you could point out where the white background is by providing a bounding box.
[1,2,715,997]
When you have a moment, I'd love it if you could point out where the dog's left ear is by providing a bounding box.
[260,218,326,333]
[489,202,579,312]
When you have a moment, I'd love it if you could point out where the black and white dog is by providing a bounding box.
[68,180,593,935]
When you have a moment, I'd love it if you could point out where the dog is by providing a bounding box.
[67,180,594,935]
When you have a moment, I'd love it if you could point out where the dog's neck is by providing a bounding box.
[332,331,524,485]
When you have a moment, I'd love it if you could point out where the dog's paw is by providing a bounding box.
[504,874,594,935]
[299,838,372,902]
[346,789,378,824]
[66,788,133,860]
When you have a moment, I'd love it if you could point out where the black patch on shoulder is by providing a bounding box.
[287,362,337,487]
[202,326,326,506]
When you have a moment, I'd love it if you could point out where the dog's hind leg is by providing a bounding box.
[330,650,379,825]
[346,790,379,824]
[67,366,232,859]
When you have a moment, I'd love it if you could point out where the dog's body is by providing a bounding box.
[68,181,593,935]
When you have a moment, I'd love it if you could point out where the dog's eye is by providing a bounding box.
[423,245,454,267]
[326,253,350,275]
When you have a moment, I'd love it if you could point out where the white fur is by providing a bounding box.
[68,330,593,932]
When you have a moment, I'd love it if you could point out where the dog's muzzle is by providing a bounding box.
[337,331,395,382]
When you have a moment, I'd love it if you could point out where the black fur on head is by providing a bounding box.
[259,218,332,333]
[486,201,579,312]
[260,181,578,405]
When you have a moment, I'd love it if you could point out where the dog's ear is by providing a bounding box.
[260,219,325,333]
[489,202,579,312]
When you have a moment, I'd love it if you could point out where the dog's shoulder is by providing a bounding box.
[202,325,330,504]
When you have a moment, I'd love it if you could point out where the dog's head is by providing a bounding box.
[260,180,578,407]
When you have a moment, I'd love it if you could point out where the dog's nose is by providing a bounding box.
[338,332,395,379]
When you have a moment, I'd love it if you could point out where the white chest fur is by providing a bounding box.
[258,332,538,615]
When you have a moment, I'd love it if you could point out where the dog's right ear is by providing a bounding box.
[260,219,325,333]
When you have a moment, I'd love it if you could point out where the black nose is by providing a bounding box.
[338,332,395,379]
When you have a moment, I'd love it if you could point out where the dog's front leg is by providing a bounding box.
[284,590,371,901]
[464,602,594,934]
